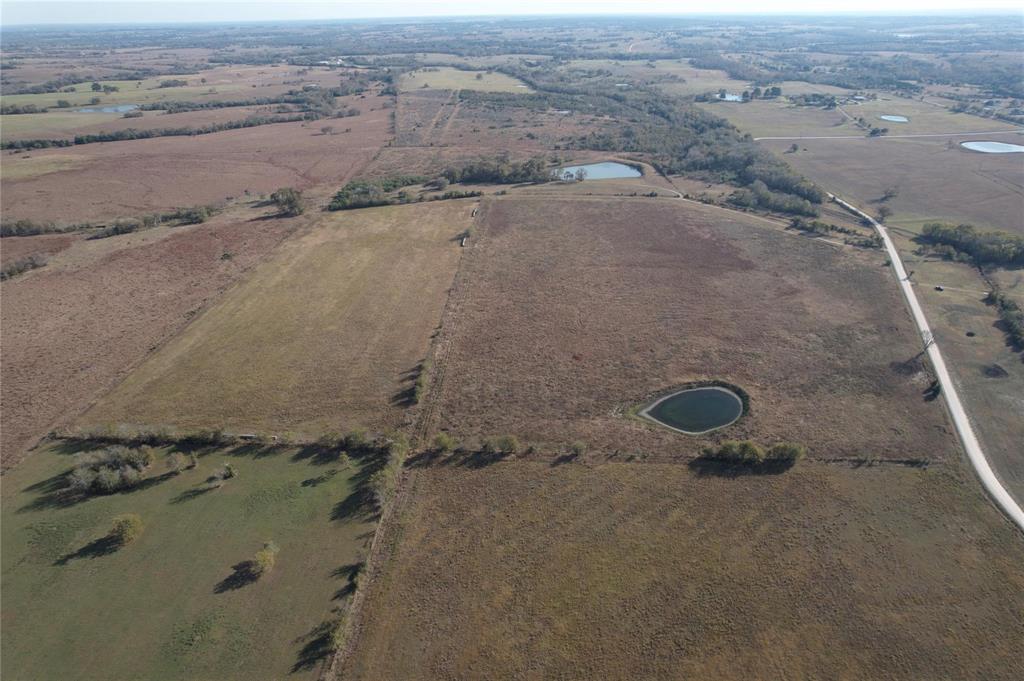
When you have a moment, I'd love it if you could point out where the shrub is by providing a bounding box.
[433,432,457,453]
[714,440,765,463]
[494,435,520,454]
[252,541,279,576]
[767,442,807,462]
[342,429,369,452]
[110,514,144,545]
[270,187,304,216]
[1,254,48,280]
[569,441,588,457]
[68,445,155,494]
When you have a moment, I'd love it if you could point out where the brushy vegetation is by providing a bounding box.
[368,434,410,510]
[1,217,90,237]
[253,541,280,577]
[110,513,144,545]
[328,175,427,210]
[271,187,304,217]
[67,445,155,494]
[1,253,48,280]
[985,288,1024,351]
[917,223,1024,269]
[702,440,806,466]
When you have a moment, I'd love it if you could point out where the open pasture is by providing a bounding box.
[82,200,472,438]
[0,213,297,467]
[345,460,1024,680]
[2,441,376,680]
[399,67,532,93]
[427,196,954,460]
[1,99,391,223]
[764,133,1024,234]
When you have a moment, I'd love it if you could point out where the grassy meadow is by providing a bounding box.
[1,441,377,680]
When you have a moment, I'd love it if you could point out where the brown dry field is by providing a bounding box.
[81,200,472,437]
[762,133,1024,234]
[345,460,1024,681]
[1,96,392,223]
[0,232,78,266]
[428,196,955,461]
[0,211,298,467]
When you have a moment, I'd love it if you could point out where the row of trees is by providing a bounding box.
[441,157,550,185]
[729,180,819,217]
[1,254,48,281]
[918,223,1024,268]
[1,114,307,150]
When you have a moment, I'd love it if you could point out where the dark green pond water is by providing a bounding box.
[642,386,743,434]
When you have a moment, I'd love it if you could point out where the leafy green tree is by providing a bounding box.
[111,514,143,545]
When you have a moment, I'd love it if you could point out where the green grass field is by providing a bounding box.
[399,67,532,93]
[1,441,376,680]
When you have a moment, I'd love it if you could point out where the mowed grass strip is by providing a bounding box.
[83,200,472,436]
[1,442,375,680]
[345,460,1024,680]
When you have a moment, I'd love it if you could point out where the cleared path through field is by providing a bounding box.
[831,193,1024,532]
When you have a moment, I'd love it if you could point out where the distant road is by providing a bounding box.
[755,129,1023,141]
[830,193,1024,532]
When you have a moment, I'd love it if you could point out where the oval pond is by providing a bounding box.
[556,161,641,180]
[960,140,1024,154]
[879,114,909,123]
[641,386,744,434]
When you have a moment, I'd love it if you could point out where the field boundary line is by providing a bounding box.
[831,192,1024,532]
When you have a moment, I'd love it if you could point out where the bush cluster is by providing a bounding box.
[111,514,144,545]
[1,254,48,281]
[705,440,806,465]
[67,446,155,494]
[918,222,1024,268]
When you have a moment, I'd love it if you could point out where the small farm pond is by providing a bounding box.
[556,161,641,180]
[640,386,744,434]
[718,93,743,102]
[879,114,909,123]
[76,104,139,113]
[960,140,1024,154]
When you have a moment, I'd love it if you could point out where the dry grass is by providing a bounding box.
[428,196,954,460]
[82,200,473,437]
[399,67,532,93]
[344,460,1024,680]
[0,213,298,466]
[764,134,1024,235]
[1,97,392,223]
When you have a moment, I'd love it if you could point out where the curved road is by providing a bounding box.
[831,193,1024,532]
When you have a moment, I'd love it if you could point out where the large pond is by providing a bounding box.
[556,161,642,180]
[960,140,1024,154]
[76,104,139,113]
[879,114,909,123]
[640,386,744,434]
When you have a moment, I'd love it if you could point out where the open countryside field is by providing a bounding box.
[428,196,955,460]
[1,101,391,223]
[345,460,1024,680]
[1,64,345,109]
[82,201,473,437]
[763,133,1024,234]
[0,213,298,467]
[399,67,532,93]
[2,441,376,680]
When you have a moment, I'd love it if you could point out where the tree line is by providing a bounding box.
[918,223,1024,268]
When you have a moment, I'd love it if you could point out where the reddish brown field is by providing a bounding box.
[0,233,78,266]
[427,196,955,460]
[1,97,392,223]
[0,212,298,466]
[344,460,1024,681]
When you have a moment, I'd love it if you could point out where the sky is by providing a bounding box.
[2,0,1022,26]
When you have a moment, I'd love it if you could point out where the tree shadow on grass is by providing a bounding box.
[214,560,261,593]
[19,470,177,514]
[330,448,389,523]
[331,562,364,601]
[54,534,120,566]
[687,456,796,478]
[291,618,337,674]
[406,447,510,470]
[170,484,218,504]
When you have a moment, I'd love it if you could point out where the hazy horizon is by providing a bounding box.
[2,1,1022,27]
